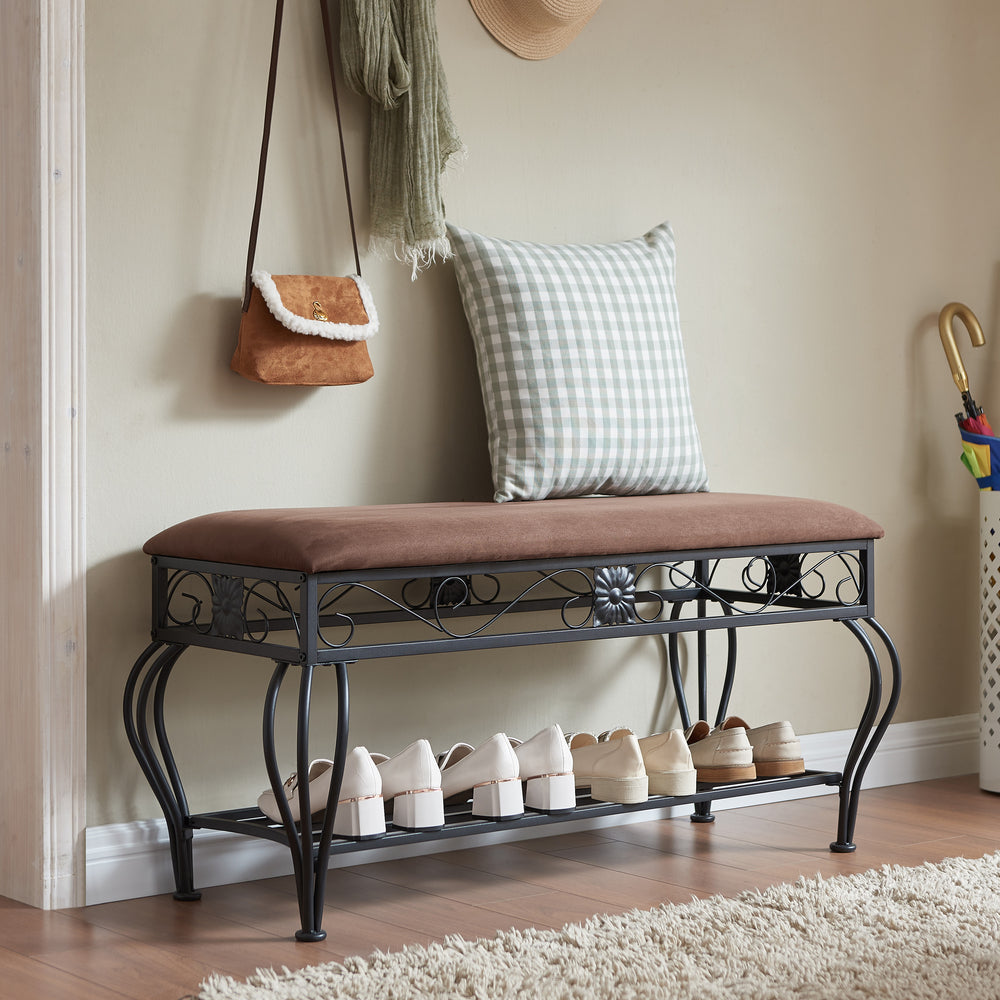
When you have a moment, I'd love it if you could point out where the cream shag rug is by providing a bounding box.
[198,852,1000,999]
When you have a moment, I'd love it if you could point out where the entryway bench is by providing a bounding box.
[124,492,900,941]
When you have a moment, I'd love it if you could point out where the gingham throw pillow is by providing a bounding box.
[448,221,709,502]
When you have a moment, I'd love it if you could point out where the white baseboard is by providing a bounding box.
[85,714,980,906]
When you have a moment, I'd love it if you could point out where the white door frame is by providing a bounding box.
[0,0,87,909]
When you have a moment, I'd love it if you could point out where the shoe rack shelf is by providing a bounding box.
[124,535,900,941]
[191,769,843,857]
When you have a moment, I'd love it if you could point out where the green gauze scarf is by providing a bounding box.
[340,0,464,278]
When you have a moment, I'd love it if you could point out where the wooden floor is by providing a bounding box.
[2,775,999,999]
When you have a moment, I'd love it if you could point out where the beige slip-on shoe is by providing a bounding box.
[370,738,445,831]
[721,716,806,777]
[257,747,387,840]
[439,732,524,820]
[568,732,648,804]
[637,730,698,796]
[510,723,576,814]
[685,719,756,784]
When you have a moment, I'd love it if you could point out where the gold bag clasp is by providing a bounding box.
[312,300,329,322]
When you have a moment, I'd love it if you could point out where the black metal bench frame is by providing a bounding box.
[124,535,900,941]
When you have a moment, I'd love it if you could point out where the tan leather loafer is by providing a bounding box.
[721,716,805,777]
[685,719,756,784]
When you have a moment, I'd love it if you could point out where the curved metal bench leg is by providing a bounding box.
[668,599,738,825]
[831,617,902,852]
[312,661,350,933]
[123,640,201,900]
[261,660,350,942]
[667,604,690,730]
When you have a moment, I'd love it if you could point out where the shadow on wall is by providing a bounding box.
[902,307,986,721]
[356,260,496,503]
[150,265,495,503]
[88,547,287,825]
[87,549,155,823]
[156,293,320,420]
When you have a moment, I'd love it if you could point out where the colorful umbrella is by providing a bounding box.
[939,302,999,488]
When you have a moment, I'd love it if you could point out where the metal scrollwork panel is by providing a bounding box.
[631,549,865,622]
[162,570,301,644]
[315,568,601,649]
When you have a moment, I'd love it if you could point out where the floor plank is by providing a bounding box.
[3,776,999,998]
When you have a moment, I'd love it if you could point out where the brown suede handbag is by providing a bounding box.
[231,0,376,386]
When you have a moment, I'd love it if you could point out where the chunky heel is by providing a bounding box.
[472,777,524,820]
[588,774,648,804]
[648,768,697,797]
[391,787,445,831]
[332,795,387,840]
[524,772,576,814]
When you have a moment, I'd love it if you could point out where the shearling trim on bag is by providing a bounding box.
[250,270,379,341]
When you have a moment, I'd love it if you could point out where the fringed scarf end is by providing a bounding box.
[369,235,454,281]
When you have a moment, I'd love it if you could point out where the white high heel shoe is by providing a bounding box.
[370,739,445,831]
[510,724,576,814]
[256,748,387,841]
[332,746,386,840]
[439,733,523,821]
[257,758,334,823]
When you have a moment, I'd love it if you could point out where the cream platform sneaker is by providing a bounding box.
[637,730,697,796]
[685,720,756,784]
[510,724,576,814]
[370,739,445,831]
[257,747,387,840]
[439,733,524,821]
[568,732,648,804]
[722,716,805,777]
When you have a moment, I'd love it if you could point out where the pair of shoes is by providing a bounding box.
[257,739,445,839]
[437,725,576,820]
[685,717,805,783]
[568,728,696,804]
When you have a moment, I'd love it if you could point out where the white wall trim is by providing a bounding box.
[0,0,87,911]
[38,0,87,912]
[86,714,979,906]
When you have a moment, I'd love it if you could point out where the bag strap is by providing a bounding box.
[242,0,362,313]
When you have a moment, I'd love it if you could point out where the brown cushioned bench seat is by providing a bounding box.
[143,493,883,574]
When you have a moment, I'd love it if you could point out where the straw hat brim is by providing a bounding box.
[470,0,601,61]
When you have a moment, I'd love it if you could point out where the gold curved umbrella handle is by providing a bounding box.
[939,301,985,395]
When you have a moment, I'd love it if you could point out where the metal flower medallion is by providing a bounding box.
[593,565,637,626]
[210,574,245,638]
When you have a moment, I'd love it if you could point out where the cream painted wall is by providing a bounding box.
[86,0,1000,827]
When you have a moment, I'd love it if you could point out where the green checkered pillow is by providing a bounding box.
[447,222,708,502]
